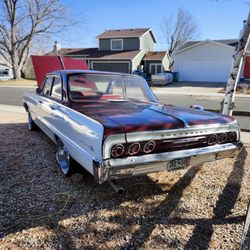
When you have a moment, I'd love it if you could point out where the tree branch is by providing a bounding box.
[160,8,199,70]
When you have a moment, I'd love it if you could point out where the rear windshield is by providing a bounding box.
[68,73,156,102]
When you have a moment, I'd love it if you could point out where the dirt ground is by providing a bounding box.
[0,123,250,249]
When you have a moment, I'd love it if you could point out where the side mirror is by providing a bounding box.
[36,87,42,94]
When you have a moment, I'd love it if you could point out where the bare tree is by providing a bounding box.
[161,8,199,70]
[0,0,83,79]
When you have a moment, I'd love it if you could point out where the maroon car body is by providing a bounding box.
[71,101,235,136]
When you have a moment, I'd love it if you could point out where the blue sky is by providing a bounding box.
[60,0,249,50]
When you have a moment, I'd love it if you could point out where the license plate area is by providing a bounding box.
[168,157,190,171]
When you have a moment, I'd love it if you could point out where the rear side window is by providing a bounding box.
[42,77,53,95]
[51,77,62,99]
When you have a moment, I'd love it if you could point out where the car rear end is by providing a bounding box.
[94,121,242,184]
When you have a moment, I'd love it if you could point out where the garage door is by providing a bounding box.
[180,60,232,82]
[92,62,130,73]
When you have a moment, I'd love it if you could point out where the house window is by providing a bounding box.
[111,39,123,50]
[150,63,163,75]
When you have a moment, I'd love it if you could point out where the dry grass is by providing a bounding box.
[0,78,36,87]
[0,123,250,249]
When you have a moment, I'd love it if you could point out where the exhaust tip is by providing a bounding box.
[108,180,125,194]
[117,188,125,194]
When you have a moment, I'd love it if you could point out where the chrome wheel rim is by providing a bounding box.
[57,145,70,175]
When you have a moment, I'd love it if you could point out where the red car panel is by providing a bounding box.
[31,56,88,88]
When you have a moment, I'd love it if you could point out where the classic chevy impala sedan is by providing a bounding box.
[23,70,242,188]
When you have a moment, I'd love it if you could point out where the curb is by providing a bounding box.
[206,109,250,117]
[242,129,250,132]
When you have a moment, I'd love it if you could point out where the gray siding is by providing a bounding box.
[99,38,140,51]
[90,60,131,73]
[141,32,155,52]
[99,39,110,50]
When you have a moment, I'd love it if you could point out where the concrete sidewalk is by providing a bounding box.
[0,104,249,145]
[0,104,27,124]
[152,87,250,99]
[151,81,250,98]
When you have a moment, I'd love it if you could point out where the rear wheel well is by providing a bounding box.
[54,135,60,144]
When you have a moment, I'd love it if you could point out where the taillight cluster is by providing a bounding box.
[207,132,236,146]
[110,132,237,158]
[111,141,156,158]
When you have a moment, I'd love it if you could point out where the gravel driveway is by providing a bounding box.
[0,123,250,249]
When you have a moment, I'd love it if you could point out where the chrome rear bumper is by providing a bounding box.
[94,142,243,184]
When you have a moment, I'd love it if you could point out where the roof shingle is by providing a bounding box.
[46,48,142,60]
[96,28,150,39]
[178,39,238,51]
[143,51,167,61]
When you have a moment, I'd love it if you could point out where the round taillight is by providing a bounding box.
[208,134,218,145]
[128,142,141,155]
[111,144,125,158]
[143,141,156,153]
[218,133,227,144]
[227,132,236,142]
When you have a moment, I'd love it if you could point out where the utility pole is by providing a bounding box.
[222,12,250,116]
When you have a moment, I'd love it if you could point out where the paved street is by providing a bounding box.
[0,85,249,130]
[155,93,250,131]
[0,86,35,106]
[155,93,250,112]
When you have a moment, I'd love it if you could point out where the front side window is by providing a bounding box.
[68,73,157,103]
[51,77,62,100]
[111,39,123,50]
[42,77,53,95]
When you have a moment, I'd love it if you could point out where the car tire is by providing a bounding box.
[28,112,39,131]
[56,140,80,176]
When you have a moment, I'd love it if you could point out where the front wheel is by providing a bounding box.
[56,141,79,176]
[28,112,39,131]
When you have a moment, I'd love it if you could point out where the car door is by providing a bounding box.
[48,75,68,138]
[37,75,55,139]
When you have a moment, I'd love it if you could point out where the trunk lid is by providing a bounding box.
[71,101,234,136]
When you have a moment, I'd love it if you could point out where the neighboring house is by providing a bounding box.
[143,51,169,75]
[174,39,238,82]
[46,28,169,76]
